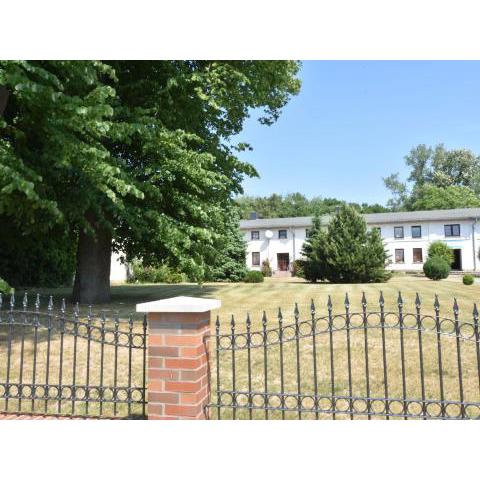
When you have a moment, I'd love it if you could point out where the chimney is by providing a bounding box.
[249,211,258,220]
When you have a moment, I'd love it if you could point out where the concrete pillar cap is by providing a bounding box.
[136,296,221,313]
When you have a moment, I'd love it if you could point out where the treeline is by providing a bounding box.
[236,192,389,219]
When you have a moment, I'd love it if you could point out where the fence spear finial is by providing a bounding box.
[453,297,459,315]
[22,292,28,311]
[361,291,367,308]
[473,303,478,319]
[415,292,421,307]
[9,291,15,311]
[434,294,440,310]
[327,295,333,311]
[397,291,403,307]
[35,293,40,312]
[379,290,385,308]
[344,293,350,309]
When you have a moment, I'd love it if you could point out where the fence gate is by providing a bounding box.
[209,292,480,419]
[0,293,147,419]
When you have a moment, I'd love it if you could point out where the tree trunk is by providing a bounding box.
[72,213,112,304]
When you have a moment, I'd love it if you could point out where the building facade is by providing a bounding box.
[240,208,480,275]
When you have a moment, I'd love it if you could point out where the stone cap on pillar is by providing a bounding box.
[136,295,221,313]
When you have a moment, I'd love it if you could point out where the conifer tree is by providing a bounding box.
[300,206,390,283]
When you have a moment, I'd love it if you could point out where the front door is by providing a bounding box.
[277,253,290,271]
[452,249,462,270]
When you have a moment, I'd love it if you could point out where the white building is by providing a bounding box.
[240,208,480,275]
[109,252,129,284]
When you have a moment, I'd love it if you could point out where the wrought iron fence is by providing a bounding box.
[0,293,147,419]
[209,292,480,419]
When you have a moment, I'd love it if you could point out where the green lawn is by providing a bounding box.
[35,273,479,324]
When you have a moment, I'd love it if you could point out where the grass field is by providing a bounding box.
[2,274,480,419]
[32,273,480,322]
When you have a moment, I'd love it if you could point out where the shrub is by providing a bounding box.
[463,274,475,285]
[428,241,453,266]
[423,256,451,280]
[129,262,185,284]
[243,270,264,283]
[291,260,303,277]
[0,277,11,294]
[261,259,272,277]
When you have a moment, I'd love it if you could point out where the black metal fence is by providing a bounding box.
[0,293,147,419]
[209,292,480,419]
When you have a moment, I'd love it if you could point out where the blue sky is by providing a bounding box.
[236,61,480,205]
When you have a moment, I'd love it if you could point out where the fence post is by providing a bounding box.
[136,296,221,420]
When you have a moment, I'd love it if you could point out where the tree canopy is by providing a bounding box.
[0,60,301,302]
[236,192,389,219]
[384,144,480,211]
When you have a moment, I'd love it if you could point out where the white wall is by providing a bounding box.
[243,219,480,272]
[110,252,129,284]
[372,220,478,271]
[244,226,309,271]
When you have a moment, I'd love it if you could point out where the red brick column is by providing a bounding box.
[136,296,220,420]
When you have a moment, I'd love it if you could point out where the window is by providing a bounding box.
[278,229,287,239]
[413,248,423,263]
[305,228,310,237]
[252,252,260,266]
[251,230,259,240]
[445,224,460,237]
[394,226,404,239]
[411,225,422,238]
[395,248,405,263]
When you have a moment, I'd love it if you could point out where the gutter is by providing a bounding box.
[473,218,478,271]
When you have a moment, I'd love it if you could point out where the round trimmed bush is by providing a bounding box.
[423,256,451,280]
[463,274,475,285]
[243,270,264,283]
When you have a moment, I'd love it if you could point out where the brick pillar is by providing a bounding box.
[136,296,221,420]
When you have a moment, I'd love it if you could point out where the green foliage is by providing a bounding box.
[410,185,480,210]
[204,206,248,282]
[129,261,185,284]
[243,270,264,283]
[463,274,475,285]
[0,277,11,294]
[261,259,272,277]
[0,61,301,296]
[0,223,76,287]
[299,206,391,283]
[423,256,450,280]
[291,260,303,277]
[427,241,454,265]
[384,144,480,211]
[236,193,389,219]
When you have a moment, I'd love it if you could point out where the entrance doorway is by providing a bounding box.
[451,249,462,270]
[277,253,290,271]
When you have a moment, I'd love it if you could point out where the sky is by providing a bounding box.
[236,61,480,206]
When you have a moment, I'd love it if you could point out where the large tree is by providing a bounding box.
[384,144,480,211]
[0,61,301,303]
